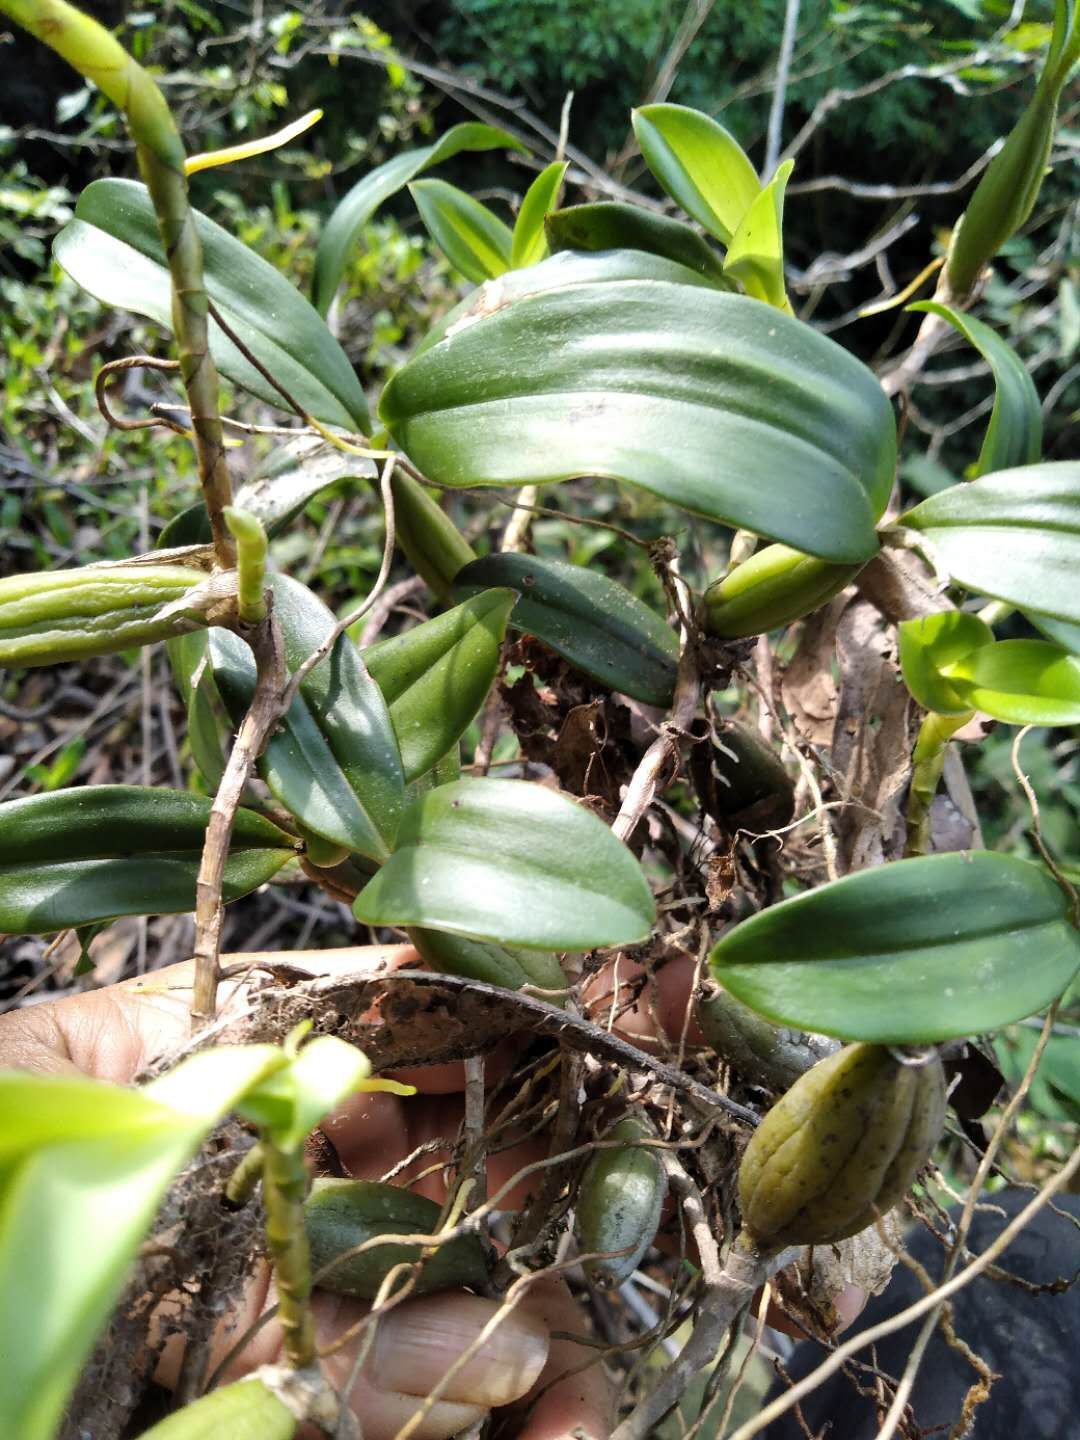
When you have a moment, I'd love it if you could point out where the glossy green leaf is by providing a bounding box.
[208,575,405,860]
[453,552,678,706]
[410,178,512,283]
[390,471,478,600]
[947,0,1080,295]
[511,160,567,268]
[0,1046,286,1440]
[353,778,656,949]
[545,201,728,284]
[703,543,862,639]
[898,610,995,715]
[1027,610,1080,654]
[54,178,370,432]
[409,926,568,997]
[711,852,1080,1043]
[902,462,1080,624]
[379,251,895,564]
[947,639,1080,725]
[312,123,524,315]
[632,103,760,245]
[133,1380,296,1440]
[909,302,1042,474]
[362,589,516,782]
[722,160,794,310]
[0,786,295,934]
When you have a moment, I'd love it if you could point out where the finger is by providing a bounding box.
[514,1279,614,1440]
[581,951,703,1051]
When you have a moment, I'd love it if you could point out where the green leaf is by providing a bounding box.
[1027,610,1080,654]
[632,103,761,245]
[132,1380,296,1440]
[947,638,1080,725]
[511,160,567,268]
[353,778,656,949]
[379,251,895,564]
[722,160,794,311]
[54,178,370,432]
[901,462,1080,624]
[909,302,1042,474]
[362,589,516,782]
[0,786,295,935]
[710,852,1080,1043]
[545,200,728,284]
[208,575,405,860]
[234,436,374,536]
[452,552,678,706]
[237,1035,372,1154]
[898,610,996,715]
[312,123,525,315]
[409,178,512,283]
[409,926,568,997]
[703,543,862,640]
[0,1047,285,1440]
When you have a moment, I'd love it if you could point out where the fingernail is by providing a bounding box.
[372,1293,549,1407]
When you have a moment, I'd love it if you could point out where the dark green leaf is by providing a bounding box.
[312,123,525,315]
[362,588,516,782]
[410,178,512,283]
[722,159,794,310]
[632,103,760,245]
[409,926,568,996]
[511,161,567,268]
[545,201,728,284]
[209,575,405,860]
[0,786,294,934]
[898,610,995,715]
[353,778,656,949]
[909,302,1042,474]
[710,852,1080,1043]
[902,462,1080,624]
[453,552,678,706]
[54,179,370,431]
[379,251,895,564]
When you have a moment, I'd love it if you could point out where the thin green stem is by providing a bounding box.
[261,1138,318,1370]
[224,507,269,625]
[905,709,973,858]
[0,0,235,567]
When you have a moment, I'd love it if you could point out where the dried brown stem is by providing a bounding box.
[613,637,702,843]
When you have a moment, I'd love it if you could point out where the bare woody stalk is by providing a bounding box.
[1,0,236,568]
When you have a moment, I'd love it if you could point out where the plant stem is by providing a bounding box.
[904,709,973,858]
[224,507,269,625]
[261,1138,318,1370]
[0,0,235,567]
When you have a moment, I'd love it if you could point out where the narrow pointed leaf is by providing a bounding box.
[353,778,656,949]
[453,552,678,706]
[379,251,895,564]
[312,123,525,315]
[899,610,996,715]
[511,161,568,268]
[909,302,1042,474]
[54,178,370,431]
[902,462,1080,624]
[410,178,512,283]
[722,160,793,310]
[947,638,1080,724]
[209,575,405,859]
[363,588,515,782]
[710,852,1080,1043]
[0,786,295,935]
[545,200,728,283]
[632,103,761,245]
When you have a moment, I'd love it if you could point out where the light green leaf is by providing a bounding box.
[54,178,370,432]
[0,787,295,935]
[208,575,405,860]
[353,778,656,949]
[452,552,678,707]
[722,160,794,311]
[901,462,1080,624]
[909,302,1042,474]
[132,1379,296,1440]
[710,852,1080,1043]
[379,251,895,564]
[410,178,512,283]
[632,103,761,244]
[898,610,996,715]
[511,160,567,268]
[237,1036,372,1154]
[947,638,1080,725]
[545,200,728,284]
[0,1047,285,1440]
[1027,610,1080,654]
[362,589,516,782]
[312,123,525,315]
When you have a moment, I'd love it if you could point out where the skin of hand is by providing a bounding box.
[0,945,613,1440]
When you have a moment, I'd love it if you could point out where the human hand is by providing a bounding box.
[0,945,613,1440]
